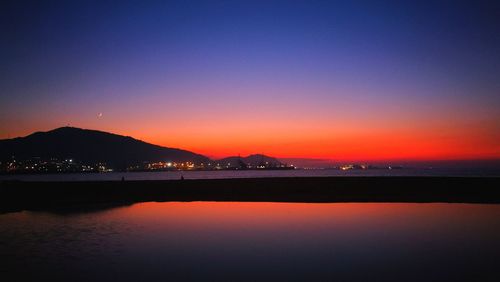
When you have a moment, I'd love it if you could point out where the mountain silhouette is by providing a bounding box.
[217,154,283,168]
[0,127,210,169]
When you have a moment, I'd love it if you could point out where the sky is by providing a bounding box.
[1,0,499,160]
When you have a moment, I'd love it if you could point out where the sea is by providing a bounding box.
[2,167,500,281]
[1,202,500,281]
[1,167,499,182]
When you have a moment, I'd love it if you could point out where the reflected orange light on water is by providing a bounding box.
[117,202,500,231]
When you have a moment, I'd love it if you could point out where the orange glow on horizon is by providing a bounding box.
[2,103,499,161]
[123,118,500,161]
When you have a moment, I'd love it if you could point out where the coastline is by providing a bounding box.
[1,177,499,213]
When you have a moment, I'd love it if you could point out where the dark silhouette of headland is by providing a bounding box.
[0,127,294,172]
[0,127,210,170]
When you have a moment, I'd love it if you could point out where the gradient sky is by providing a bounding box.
[1,0,499,160]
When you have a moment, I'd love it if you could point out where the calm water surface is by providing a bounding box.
[1,167,499,182]
[1,202,500,281]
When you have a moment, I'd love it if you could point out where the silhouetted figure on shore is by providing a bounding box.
[180,175,184,180]
[121,176,125,182]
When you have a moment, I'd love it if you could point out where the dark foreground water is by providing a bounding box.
[1,167,499,182]
[1,202,500,281]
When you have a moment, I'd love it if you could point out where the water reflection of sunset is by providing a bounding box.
[3,202,500,281]
[120,202,500,231]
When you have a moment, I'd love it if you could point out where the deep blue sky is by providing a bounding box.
[1,0,499,159]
